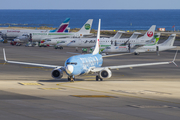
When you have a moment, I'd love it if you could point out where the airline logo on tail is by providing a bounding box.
[57,24,69,32]
[56,18,70,32]
[147,31,153,37]
[85,24,91,30]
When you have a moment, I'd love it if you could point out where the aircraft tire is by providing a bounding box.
[96,76,99,81]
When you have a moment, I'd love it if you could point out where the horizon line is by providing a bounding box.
[0,9,180,10]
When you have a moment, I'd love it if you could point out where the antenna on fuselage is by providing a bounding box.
[92,19,101,55]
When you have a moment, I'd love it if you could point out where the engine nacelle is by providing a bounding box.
[51,68,63,79]
[99,69,112,79]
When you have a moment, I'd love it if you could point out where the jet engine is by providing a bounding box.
[51,68,63,79]
[99,69,112,79]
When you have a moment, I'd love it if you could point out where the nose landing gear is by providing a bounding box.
[68,76,75,82]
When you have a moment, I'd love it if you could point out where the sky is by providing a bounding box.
[1,0,180,9]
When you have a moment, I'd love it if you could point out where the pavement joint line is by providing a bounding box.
[19,82,43,85]
[39,88,64,90]
[71,95,116,98]
[58,84,180,105]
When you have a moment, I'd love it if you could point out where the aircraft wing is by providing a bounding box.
[90,61,171,72]
[91,51,178,72]
[3,48,64,69]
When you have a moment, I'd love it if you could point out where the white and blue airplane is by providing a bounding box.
[3,19,178,81]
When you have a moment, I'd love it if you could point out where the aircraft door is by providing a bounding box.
[29,33,32,42]
[115,40,117,46]
[111,40,113,45]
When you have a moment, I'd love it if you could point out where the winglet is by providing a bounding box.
[172,50,178,67]
[3,48,7,62]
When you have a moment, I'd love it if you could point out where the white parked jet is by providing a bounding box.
[103,34,176,55]
[3,19,178,81]
[52,31,141,51]
[31,19,93,42]
[0,18,70,40]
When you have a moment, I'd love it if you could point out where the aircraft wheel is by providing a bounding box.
[96,76,99,81]
[68,76,75,82]
[134,52,140,55]
[100,78,103,81]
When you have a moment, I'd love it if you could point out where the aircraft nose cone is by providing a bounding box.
[66,65,74,74]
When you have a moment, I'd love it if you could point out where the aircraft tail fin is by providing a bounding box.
[139,25,156,40]
[129,32,142,39]
[160,34,176,46]
[78,19,93,34]
[146,33,161,45]
[92,19,101,55]
[112,31,126,39]
[50,18,70,33]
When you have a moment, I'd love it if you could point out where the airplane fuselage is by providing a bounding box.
[31,32,75,42]
[0,29,48,40]
[65,38,111,48]
[64,54,103,76]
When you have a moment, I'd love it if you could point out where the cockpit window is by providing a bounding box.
[47,39,51,41]
[67,62,77,65]
[106,47,111,49]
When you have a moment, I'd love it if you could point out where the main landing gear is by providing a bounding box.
[68,76,75,82]
[96,76,103,81]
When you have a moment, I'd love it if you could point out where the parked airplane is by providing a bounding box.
[0,18,70,40]
[51,30,141,51]
[3,19,178,82]
[31,19,93,42]
[103,34,176,55]
[53,37,111,50]
[103,33,160,54]
[89,25,155,53]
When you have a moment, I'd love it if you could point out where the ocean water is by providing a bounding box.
[0,10,180,31]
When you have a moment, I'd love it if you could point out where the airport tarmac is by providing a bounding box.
[0,43,180,120]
